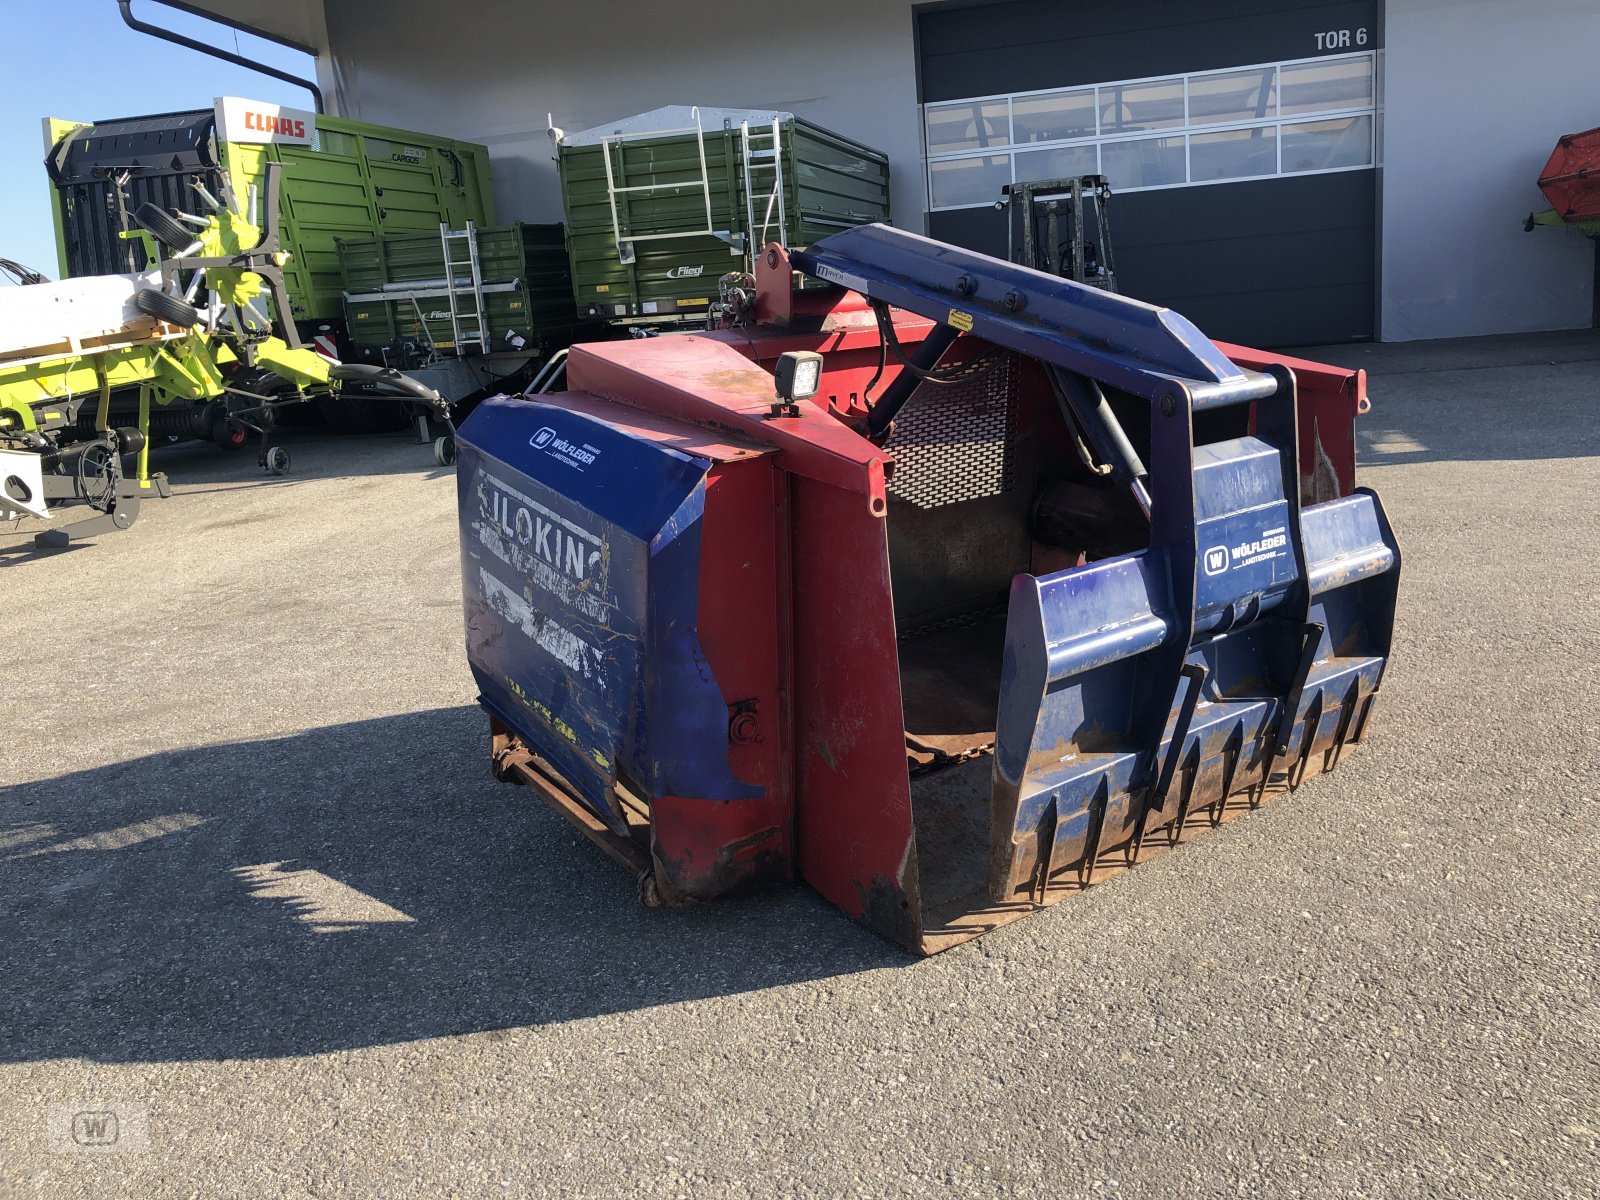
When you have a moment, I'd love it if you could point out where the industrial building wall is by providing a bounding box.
[1381,0,1598,339]
[311,0,1600,343]
[319,0,924,230]
[917,0,1383,347]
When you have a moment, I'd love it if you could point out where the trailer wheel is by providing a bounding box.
[133,287,200,328]
[433,435,456,467]
[132,202,193,250]
[263,446,291,475]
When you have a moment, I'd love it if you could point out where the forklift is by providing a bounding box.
[999,175,1118,291]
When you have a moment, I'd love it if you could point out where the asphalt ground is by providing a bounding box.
[1,331,1597,1198]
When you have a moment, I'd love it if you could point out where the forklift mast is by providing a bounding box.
[1002,175,1117,292]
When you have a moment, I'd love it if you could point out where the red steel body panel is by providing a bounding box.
[787,475,920,943]
[651,456,795,899]
[1219,341,1366,501]
[568,338,890,511]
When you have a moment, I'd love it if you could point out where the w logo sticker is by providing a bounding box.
[1203,546,1229,577]
[530,427,557,449]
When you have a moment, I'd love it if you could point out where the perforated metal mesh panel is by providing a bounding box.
[885,356,1017,509]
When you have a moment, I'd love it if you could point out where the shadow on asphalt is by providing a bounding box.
[139,425,453,488]
[0,706,900,1064]
[0,427,451,560]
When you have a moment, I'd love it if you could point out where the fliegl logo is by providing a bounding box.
[1203,545,1229,577]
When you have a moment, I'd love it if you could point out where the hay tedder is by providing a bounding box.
[2,164,446,547]
[455,225,1400,953]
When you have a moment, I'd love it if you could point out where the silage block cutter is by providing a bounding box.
[456,225,1400,953]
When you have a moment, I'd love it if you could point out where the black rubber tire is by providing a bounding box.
[314,392,410,434]
[205,372,283,450]
[133,288,200,328]
[132,202,193,250]
[433,435,456,467]
[211,409,250,451]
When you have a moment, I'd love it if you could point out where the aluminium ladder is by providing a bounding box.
[440,221,488,353]
[740,119,790,259]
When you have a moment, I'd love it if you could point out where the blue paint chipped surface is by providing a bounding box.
[457,395,758,827]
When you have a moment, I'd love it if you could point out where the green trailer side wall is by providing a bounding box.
[339,223,573,351]
[46,106,493,327]
[42,117,90,281]
[219,115,495,324]
[559,116,890,319]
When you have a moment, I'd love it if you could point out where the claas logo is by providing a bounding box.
[243,110,307,139]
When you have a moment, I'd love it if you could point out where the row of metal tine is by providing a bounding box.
[1026,671,1378,904]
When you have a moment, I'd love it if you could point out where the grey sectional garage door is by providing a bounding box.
[918,0,1381,346]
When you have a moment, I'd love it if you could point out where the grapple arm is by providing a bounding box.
[793,223,1403,912]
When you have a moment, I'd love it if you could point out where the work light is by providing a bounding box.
[774,351,823,403]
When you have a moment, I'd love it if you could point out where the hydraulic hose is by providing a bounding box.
[328,363,452,423]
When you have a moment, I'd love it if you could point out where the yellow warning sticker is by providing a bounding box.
[948,308,974,332]
[595,284,610,293]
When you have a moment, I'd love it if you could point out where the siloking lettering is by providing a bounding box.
[483,483,598,584]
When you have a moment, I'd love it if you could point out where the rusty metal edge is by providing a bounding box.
[496,745,653,876]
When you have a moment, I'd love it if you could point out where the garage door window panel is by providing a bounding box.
[1099,79,1185,135]
[1188,67,1277,127]
[1015,143,1099,183]
[1279,57,1373,116]
[926,101,1010,156]
[1101,135,1186,190]
[1012,89,1096,145]
[929,154,1012,208]
[1190,127,1279,182]
[923,53,1378,210]
[1281,116,1373,173]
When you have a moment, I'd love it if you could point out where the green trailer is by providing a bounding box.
[45,96,495,332]
[339,222,575,356]
[335,220,591,408]
[43,96,499,432]
[555,106,891,322]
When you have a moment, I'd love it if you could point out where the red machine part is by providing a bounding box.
[1221,341,1366,502]
[499,251,1378,952]
[653,453,795,901]
[720,245,1365,505]
[1538,127,1600,224]
[564,309,1374,951]
[567,335,937,946]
